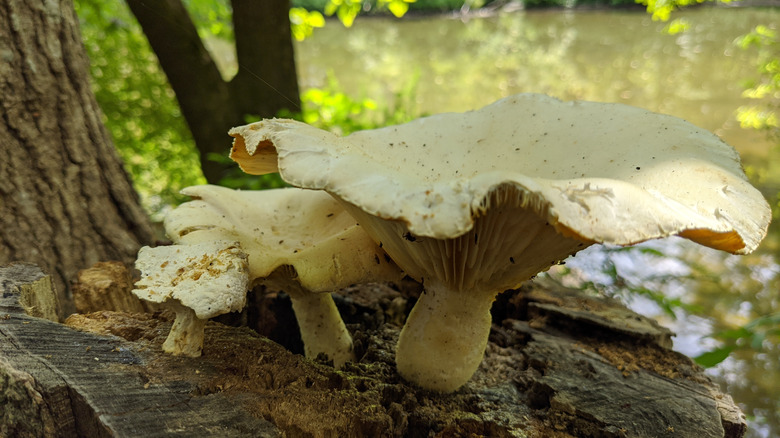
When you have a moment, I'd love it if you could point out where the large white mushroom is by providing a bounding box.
[228,93,771,392]
[163,185,402,367]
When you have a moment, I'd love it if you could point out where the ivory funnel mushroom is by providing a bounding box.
[133,240,250,357]
[229,93,771,392]
[163,185,402,367]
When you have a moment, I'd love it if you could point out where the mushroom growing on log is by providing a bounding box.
[229,93,771,392]
[162,185,402,367]
[133,240,250,357]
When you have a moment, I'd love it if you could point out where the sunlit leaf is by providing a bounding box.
[290,8,325,41]
[387,0,410,17]
[716,327,752,340]
[694,346,735,368]
[336,4,359,27]
[307,10,325,27]
[663,18,689,35]
[737,106,779,130]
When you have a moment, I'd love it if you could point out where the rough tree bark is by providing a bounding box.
[0,0,155,318]
[124,0,301,184]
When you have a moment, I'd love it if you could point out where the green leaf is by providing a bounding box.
[694,346,735,368]
[336,4,360,27]
[750,333,765,350]
[307,10,325,27]
[663,18,690,35]
[290,8,325,41]
[387,0,410,17]
[716,326,752,340]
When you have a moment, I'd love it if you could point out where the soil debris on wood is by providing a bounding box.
[2,262,746,437]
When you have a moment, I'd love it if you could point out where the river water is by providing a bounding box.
[292,7,779,436]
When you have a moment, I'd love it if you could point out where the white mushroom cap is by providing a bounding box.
[133,240,249,320]
[165,185,402,291]
[133,240,250,357]
[230,93,770,255]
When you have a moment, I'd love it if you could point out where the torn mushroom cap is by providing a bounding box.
[229,93,770,258]
[133,240,249,320]
[164,185,403,290]
[133,240,249,357]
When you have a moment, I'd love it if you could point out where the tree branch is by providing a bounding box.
[125,0,236,183]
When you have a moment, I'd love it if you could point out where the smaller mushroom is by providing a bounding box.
[163,185,403,367]
[261,266,356,367]
[133,240,249,357]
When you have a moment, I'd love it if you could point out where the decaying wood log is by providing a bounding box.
[1,263,280,437]
[1,262,747,437]
[72,261,153,314]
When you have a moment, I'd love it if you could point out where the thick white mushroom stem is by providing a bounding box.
[287,289,355,368]
[265,269,355,368]
[162,301,207,357]
[340,187,589,392]
[395,279,494,392]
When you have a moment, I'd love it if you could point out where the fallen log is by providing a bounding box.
[0,262,746,437]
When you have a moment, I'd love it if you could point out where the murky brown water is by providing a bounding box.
[294,7,780,437]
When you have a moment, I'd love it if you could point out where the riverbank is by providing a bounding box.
[293,0,780,20]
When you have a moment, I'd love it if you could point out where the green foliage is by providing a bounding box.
[295,0,463,15]
[733,25,780,218]
[295,0,642,12]
[735,25,780,136]
[322,0,417,27]
[696,313,780,367]
[662,17,690,35]
[547,246,702,319]
[74,0,205,219]
[216,74,423,190]
[290,8,326,41]
[640,0,701,21]
[638,3,779,374]
[291,73,422,135]
[75,0,422,219]
[183,0,233,40]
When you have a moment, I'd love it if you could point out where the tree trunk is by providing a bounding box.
[124,0,301,184]
[230,0,301,118]
[124,0,237,184]
[0,0,155,319]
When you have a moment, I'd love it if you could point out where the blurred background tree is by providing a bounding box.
[123,0,298,188]
[74,0,422,217]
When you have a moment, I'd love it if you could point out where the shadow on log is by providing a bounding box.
[1,263,746,437]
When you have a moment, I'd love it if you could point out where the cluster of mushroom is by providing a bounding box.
[135,93,770,393]
[133,185,401,363]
